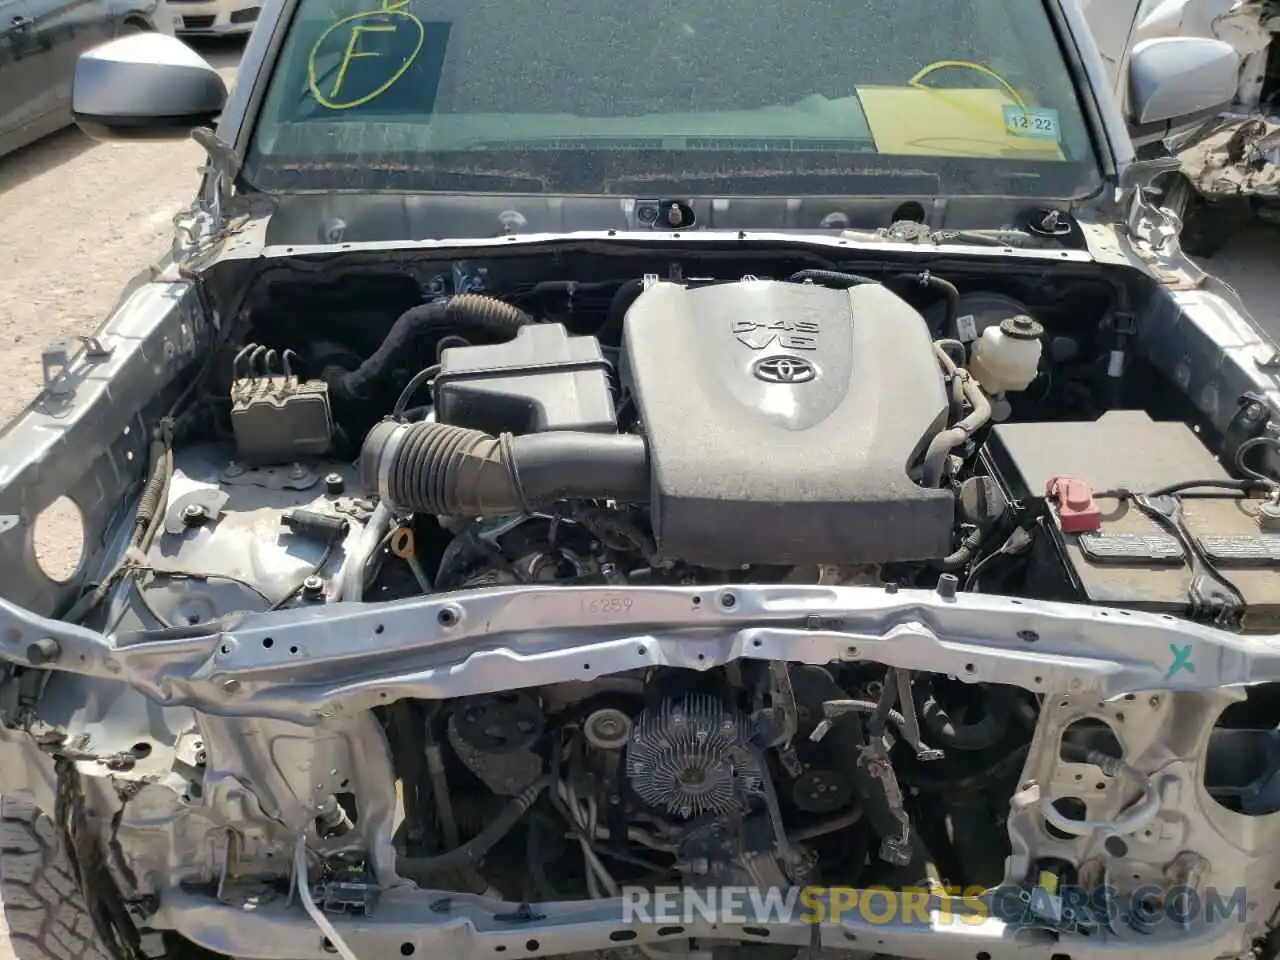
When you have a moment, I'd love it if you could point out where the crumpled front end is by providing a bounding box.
[4,222,1280,960]
[4,582,1280,960]
[1168,112,1280,200]
[1146,0,1280,203]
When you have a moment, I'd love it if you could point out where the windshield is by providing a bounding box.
[244,0,1104,198]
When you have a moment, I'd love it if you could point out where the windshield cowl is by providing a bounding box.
[254,191,1088,249]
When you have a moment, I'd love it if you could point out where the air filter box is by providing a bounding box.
[435,323,616,436]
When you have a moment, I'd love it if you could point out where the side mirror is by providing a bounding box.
[1128,36,1239,127]
[73,33,227,142]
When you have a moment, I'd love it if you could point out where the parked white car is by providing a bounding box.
[167,0,258,35]
[1082,0,1280,255]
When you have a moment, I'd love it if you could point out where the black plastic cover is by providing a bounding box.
[435,323,616,435]
[982,410,1229,499]
[622,280,954,567]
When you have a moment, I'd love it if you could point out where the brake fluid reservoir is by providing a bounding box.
[969,315,1044,393]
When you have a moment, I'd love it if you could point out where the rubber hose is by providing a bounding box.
[360,420,650,517]
[926,275,961,332]
[397,777,549,874]
[132,431,172,549]
[938,525,985,571]
[595,279,645,346]
[333,295,531,400]
[921,370,992,486]
[893,272,960,333]
[787,270,878,288]
[140,444,173,554]
[917,683,1012,751]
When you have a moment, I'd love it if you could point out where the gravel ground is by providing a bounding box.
[0,39,242,431]
[1,36,1280,960]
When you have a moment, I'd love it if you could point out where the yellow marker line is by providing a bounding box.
[908,59,1030,114]
[307,2,426,110]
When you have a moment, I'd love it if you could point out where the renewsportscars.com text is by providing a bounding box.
[621,885,1248,927]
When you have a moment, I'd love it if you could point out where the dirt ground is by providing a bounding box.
[1,36,1280,960]
[0,41,242,431]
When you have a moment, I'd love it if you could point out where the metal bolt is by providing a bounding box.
[302,575,325,599]
[325,473,345,496]
[182,503,207,526]
[936,573,959,599]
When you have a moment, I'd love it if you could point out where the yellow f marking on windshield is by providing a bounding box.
[331,23,394,99]
[307,1,426,110]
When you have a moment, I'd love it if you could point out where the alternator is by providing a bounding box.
[624,696,763,819]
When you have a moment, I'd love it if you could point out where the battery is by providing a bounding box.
[981,410,1280,632]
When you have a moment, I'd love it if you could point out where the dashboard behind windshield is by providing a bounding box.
[245,0,1104,198]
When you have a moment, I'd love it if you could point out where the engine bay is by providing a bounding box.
[151,251,1280,626]
[79,248,1280,948]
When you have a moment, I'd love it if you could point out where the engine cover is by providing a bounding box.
[622,279,954,567]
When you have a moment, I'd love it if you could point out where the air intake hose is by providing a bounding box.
[330,295,532,400]
[360,421,650,517]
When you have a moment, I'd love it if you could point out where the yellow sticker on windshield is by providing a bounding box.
[854,86,1065,160]
[307,0,425,110]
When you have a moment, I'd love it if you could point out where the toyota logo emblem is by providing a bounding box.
[753,356,817,384]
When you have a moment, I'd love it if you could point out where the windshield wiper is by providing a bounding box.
[838,219,1064,249]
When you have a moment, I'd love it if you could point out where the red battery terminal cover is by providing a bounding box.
[1045,476,1102,533]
